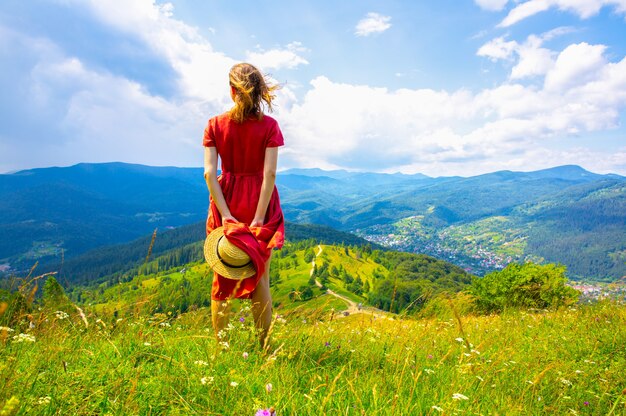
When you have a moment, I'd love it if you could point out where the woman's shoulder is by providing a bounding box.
[260,114,279,125]
[209,112,231,124]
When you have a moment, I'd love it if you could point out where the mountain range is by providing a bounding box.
[0,162,624,281]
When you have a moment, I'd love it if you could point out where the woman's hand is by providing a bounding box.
[250,217,264,228]
[222,214,238,224]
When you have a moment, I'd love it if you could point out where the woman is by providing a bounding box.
[203,63,284,349]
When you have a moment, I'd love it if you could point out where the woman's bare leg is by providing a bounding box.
[251,253,273,349]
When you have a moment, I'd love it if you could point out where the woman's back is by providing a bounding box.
[203,113,283,175]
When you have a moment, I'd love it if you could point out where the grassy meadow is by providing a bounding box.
[1,297,625,415]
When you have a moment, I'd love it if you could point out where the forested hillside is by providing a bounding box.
[72,239,470,317]
[2,162,624,281]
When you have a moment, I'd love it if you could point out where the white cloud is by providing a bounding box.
[66,0,236,104]
[278,40,626,175]
[477,36,518,61]
[478,29,575,80]
[499,0,626,27]
[355,12,392,37]
[544,43,607,91]
[475,0,509,11]
[245,42,309,70]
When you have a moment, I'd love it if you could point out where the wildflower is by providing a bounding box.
[584,401,589,406]
[427,354,433,359]
[219,341,230,350]
[230,381,239,387]
[55,311,69,320]
[560,378,572,386]
[452,393,469,401]
[200,376,214,385]
[12,333,36,343]
[255,408,275,416]
[159,322,171,328]
[217,330,227,339]
[431,405,443,412]
[239,317,245,323]
[143,342,151,346]
[36,396,51,405]
[242,352,249,359]
[194,360,209,366]
[265,383,273,393]
[0,326,14,333]
[455,337,464,343]
[424,368,435,374]
[324,341,331,347]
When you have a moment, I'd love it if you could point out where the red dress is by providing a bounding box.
[203,112,285,300]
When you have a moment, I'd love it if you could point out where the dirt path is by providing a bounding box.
[310,245,390,319]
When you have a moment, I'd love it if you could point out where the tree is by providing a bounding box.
[43,276,68,308]
[471,262,580,313]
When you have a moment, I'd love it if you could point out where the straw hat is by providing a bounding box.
[204,226,256,280]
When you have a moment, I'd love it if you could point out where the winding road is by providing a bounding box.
[310,245,390,319]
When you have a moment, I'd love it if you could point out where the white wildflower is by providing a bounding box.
[0,326,14,333]
[219,341,230,350]
[159,322,171,328]
[452,393,469,401]
[424,368,435,374]
[194,360,209,366]
[55,311,69,320]
[12,333,36,343]
[200,376,214,385]
[432,405,443,412]
[455,337,464,343]
[143,342,151,346]
[230,381,239,387]
[265,383,273,393]
[561,378,572,386]
[36,396,51,405]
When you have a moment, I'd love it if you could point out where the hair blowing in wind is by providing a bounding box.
[228,63,279,123]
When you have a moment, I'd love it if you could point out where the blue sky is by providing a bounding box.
[1,0,625,176]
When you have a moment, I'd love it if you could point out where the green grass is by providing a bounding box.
[1,301,625,415]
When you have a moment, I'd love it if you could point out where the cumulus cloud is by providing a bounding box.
[66,0,236,103]
[355,12,392,37]
[277,40,626,175]
[498,0,626,27]
[245,42,309,70]
[478,29,575,80]
[474,0,509,11]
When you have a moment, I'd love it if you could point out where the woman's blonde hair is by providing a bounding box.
[228,63,279,123]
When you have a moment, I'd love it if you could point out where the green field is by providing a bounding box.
[1,300,625,415]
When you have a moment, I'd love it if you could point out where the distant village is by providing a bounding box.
[360,230,626,302]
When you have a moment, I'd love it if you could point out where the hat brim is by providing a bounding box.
[204,227,256,280]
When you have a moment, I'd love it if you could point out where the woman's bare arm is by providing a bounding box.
[250,147,278,227]
[204,147,237,223]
